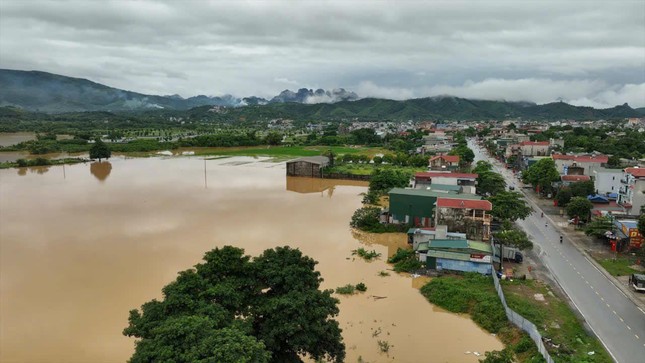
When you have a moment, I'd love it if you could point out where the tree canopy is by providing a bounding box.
[89,139,111,162]
[488,191,532,222]
[522,158,560,193]
[569,180,595,198]
[638,214,645,237]
[124,246,345,363]
[585,216,613,238]
[477,171,507,196]
[494,228,533,250]
[566,197,593,221]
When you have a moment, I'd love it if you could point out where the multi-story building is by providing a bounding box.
[434,197,493,241]
[428,155,460,171]
[552,154,608,176]
[618,167,645,214]
[593,167,623,195]
[413,172,478,194]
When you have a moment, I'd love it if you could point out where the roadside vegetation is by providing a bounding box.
[595,256,641,277]
[421,273,612,363]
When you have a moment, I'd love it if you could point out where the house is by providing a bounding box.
[286,156,329,178]
[415,239,493,275]
[560,174,591,187]
[519,141,549,156]
[618,167,645,214]
[407,225,466,250]
[593,168,623,195]
[387,188,482,227]
[413,172,478,194]
[614,219,644,250]
[434,198,493,241]
[552,154,609,176]
[428,155,460,171]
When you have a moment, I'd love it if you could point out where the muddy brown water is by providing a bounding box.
[0,156,502,363]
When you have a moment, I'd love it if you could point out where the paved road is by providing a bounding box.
[469,139,645,363]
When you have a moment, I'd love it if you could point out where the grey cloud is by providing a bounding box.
[0,0,643,105]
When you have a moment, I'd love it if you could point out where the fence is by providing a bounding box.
[491,255,555,363]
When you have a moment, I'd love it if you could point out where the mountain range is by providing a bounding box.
[0,69,642,120]
[0,69,358,113]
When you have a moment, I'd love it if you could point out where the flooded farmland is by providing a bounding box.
[0,156,502,363]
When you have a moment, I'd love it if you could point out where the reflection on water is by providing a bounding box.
[0,157,502,363]
[16,166,51,176]
[286,176,368,198]
[90,161,112,182]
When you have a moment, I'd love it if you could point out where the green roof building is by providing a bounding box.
[387,188,481,227]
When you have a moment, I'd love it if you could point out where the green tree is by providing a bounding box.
[477,171,507,196]
[522,158,560,194]
[488,191,532,222]
[556,187,572,207]
[585,216,613,238]
[350,206,382,230]
[494,228,533,250]
[89,139,111,162]
[372,155,383,165]
[472,160,493,174]
[369,168,412,195]
[264,132,282,146]
[570,180,595,197]
[321,149,336,167]
[638,214,645,237]
[124,246,345,363]
[566,197,593,222]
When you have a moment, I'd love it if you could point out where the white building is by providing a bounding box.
[552,154,608,176]
[618,167,645,214]
[593,168,623,195]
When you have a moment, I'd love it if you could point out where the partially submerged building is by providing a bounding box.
[415,239,493,274]
[286,156,329,178]
[387,188,482,227]
[434,198,493,241]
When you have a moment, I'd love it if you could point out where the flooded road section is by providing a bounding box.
[0,157,502,363]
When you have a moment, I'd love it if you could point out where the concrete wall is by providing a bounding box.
[436,258,492,274]
[594,170,622,195]
[286,161,322,177]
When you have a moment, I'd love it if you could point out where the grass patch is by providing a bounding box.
[420,273,542,362]
[352,247,381,261]
[378,271,390,277]
[190,145,383,158]
[502,279,612,362]
[596,256,640,277]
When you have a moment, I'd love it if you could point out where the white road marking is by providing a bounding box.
[635,334,639,339]
[612,310,617,315]
[619,317,624,322]
[606,303,611,307]
[627,325,632,330]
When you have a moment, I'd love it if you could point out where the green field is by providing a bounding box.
[596,256,640,277]
[187,145,386,159]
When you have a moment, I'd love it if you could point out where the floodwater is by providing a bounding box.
[0,156,502,363]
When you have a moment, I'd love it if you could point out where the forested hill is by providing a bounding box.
[247,97,640,121]
[0,69,640,120]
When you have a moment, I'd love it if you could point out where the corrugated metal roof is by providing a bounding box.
[416,172,478,179]
[425,250,471,261]
[287,156,330,164]
[436,198,492,211]
[426,184,462,191]
[429,239,469,249]
[468,241,493,253]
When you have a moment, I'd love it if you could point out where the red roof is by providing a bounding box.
[436,198,492,211]
[625,167,645,178]
[429,155,460,163]
[561,175,591,182]
[415,172,478,179]
[520,141,549,146]
[552,154,609,163]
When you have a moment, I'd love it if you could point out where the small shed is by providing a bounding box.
[286,156,329,178]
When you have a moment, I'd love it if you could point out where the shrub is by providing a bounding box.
[355,283,367,292]
[352,247,381,261]
[335,284,356,295]
[388,247,422,273]
[514,335,534,354]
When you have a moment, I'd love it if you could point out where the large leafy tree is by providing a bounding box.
[494,228,533,250]
[570,180,595,197]
[472,160,493,174]
[89,138,111,162]
[566,197,593,222]
[522,158,560,194]
[369,168,412,195]
[477,171,507,196]
[488,191,532,222]
[556,187,572,207]
[124,246,345,363]
[638,214,645,237]
[585,216,613,238]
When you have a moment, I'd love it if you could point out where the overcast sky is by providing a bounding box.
[1,0,644,107]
